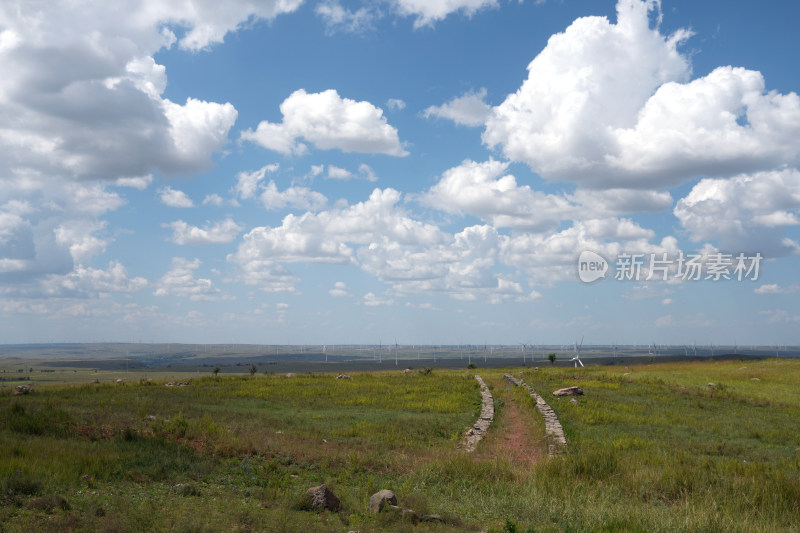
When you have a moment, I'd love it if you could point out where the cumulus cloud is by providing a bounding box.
[358,224,525,302]
[166,218,243,245]
[159,186,195,208]
[228,188,446,292]
[386,98,406,111]
[0,0,279,296]
[202,194,225,206]
[316,1,379,34]
[394,0,499,28]
[54,221,111,265]
[233,164,280,200]
[241,89,408,156]
[0,180,127,287]
[0,210,34,262]
[362,291,395,306]
[115,175,153,190]
[60,261,148,295]
[570,188,673,215]
[325,164,378,182]
[499,222,679,285]
[0,2,248,183]
[261,181,328,211]
[420,158,576,230]
[674,169,800,256]
[329,281,352,297]
[754,283,800,295]
[482,0,800,189]
[423,88,492,127]
[154,257,230,301]
[420,158,670,230]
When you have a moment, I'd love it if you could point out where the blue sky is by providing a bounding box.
[1,0,800,346]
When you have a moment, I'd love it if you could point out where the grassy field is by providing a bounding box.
[1,360,799,531]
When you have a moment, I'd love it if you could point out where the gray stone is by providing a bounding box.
[335,374,351,380]
[421,514,445,523]
[14,384,32,395]
[461,375,494,452]
[305,484,340,512]
[505,374,567,456]
[552,386,583,396]
[369,489,397,513]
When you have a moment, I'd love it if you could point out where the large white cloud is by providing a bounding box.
[230,188,443,268]
[228,188,446,291]
[420,159,576,230]
[0,0,286,294]
[241,89,408,156]
[483,0,800,188]
[420,158,673,230]
[358,224,525,302]
[0,1,249,182]
[0,180,124,285]
[674,169,800,256]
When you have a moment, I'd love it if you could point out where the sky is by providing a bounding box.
[1,0,800,346]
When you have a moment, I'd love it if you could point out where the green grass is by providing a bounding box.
[1,361,799,531]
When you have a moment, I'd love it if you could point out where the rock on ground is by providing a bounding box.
[14,384,33,395]
[369,489,397,513]
[305,484,340,512]
[552,386,583,396]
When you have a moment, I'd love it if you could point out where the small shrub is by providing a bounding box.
[290,492,314,512]
[175,483,201,496]
[167,411,188,438]
[466,363,477,369]
[503,518,518,533]
[28,494,71,512]
[548,353,557,364]
[3,471,43,497]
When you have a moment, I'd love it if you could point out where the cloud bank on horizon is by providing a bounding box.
[1,0,799,344]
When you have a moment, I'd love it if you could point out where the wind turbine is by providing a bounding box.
[519,342,529,364]
[570,336,585,368]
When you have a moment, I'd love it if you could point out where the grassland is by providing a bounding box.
[1,359,799,532]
